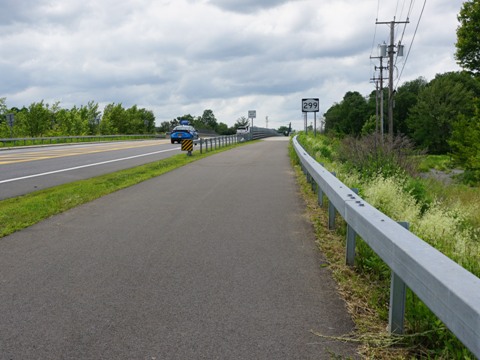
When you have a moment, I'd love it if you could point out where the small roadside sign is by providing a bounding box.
[181,139,194,156]
[302,98,319,113]
[248,110,256,118]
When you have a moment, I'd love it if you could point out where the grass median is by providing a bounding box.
[0,142,250,238]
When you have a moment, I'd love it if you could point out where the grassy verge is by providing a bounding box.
[0,142,247,238]
[417,155,454,172]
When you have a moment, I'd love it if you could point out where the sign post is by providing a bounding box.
[6,113,14,138]
[248,110,256,139]
[301,98,319,136]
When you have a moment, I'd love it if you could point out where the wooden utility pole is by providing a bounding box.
[376,19,408,142]
[370,53,386,142]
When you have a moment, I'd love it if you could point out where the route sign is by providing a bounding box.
[302,98,319,113]
[248,110,256,118]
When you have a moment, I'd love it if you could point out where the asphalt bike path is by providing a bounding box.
[0,138,358,359]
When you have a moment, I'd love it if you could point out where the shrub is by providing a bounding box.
[337,133,422,179]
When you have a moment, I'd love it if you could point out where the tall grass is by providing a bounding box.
[295,132,479,358]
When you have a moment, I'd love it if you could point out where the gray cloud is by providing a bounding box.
[0,0,464,130]
[207,0,293,13]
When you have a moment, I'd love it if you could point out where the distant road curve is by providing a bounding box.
[0,140,181,200]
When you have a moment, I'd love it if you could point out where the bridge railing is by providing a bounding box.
[292,135,480,357]
[251,127,282,139]
[196,135,240,153]
[196,127,281,153]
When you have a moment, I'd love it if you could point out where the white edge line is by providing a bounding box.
[0,147,180,184]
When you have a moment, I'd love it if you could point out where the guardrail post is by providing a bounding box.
[345,188,359,267]
[317,163,324,207]
[328,172,337,230]
[317,187,324,207]
[311,175,316,192]
[389,221,409,335]
[199,138,203,154]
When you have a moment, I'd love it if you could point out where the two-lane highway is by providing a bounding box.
[0,140,181,200]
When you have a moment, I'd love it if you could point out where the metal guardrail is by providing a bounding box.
[251,127,282,139]
[196,134,241,153]
[0,128,281,148]
[196,127,281,153]
[292,136,480,357]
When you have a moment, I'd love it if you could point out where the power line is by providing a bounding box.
[395,0,427,90]
[370,0,382,57]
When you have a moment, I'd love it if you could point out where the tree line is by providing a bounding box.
[156,110,251,136]
[0,99,259,139]
[0,100,156,138]
[323,0,480,181]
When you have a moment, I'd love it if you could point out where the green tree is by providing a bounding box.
[199,109,217,130]
[0,97,8,137]
[216,122,234,135]
[277,125,290,134]
[450,101,480,182]
[324,103,343,135]
[125,105,143,134]
[52,108,74,136]
[71,106,89,135]
[17,101,51,137]
[100,103,124,134]
[83,101,101,135]
[139,108,155,134]
[157,121,171,133]
[324,91,368,136]
[407,72,479,154]
[455,0,480,73]
[361,115,377,135]
[393,77,428,136]
[234,117,250,129]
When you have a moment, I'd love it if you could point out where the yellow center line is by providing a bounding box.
[0,140,170,165]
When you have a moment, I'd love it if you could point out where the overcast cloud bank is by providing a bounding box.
[0,0,463,129]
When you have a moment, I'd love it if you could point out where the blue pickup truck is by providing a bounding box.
[170,125,199,144]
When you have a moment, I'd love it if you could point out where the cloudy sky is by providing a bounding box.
[0,0,464,130]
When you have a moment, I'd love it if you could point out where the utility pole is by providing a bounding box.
[376,19,408,142]
[370,45,387,141]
